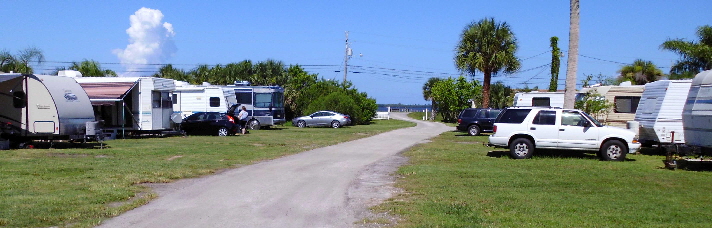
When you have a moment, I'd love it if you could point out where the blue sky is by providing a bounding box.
[2,1,710,104]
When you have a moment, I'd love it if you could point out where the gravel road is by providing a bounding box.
[97,112,450,228]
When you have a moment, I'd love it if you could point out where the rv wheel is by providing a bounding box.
[248,120,261,130]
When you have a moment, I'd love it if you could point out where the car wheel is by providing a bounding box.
[510,138,534,159]
[217,127,229,136]
[600,140,626,161]
[297,120,307,128]
[248,120,261,130]
[331,120,341,128]
[468,125,481,136]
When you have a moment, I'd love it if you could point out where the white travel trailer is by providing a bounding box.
[0,73,96,148]
[683,70,712,149]
[74,76,175,135]
[577,82,645,128]
[513,91,565,108]
[634,80,692,146]
[172,82,237,119]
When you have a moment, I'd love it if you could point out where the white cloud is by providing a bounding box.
[113,7,176,76]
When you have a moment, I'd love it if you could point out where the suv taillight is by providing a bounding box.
[458,119,462,124]
[493,125,497,133]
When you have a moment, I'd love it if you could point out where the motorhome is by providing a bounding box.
[172,82,237,119]
[634,80,692,146]
[513,91,565,108]
[74,76,175,136]
[0,73,96,148]
[223,83,286,130]
[682,70,712,149]
[577,82,645,128]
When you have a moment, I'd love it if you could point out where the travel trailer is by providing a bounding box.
[172,82,237,119]
[513,91,565,108]
[682,70,712,149]
[634,80,692,146]
[577,82,645,128]
[0,73,97,148]
[74,76,175,136]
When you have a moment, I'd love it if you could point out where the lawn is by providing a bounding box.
[373,131,712,227]
[0,119,414,228]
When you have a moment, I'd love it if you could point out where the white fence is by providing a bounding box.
[374,112,390,120]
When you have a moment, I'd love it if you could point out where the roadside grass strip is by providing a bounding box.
[0,119,414,228]
[374,131,712,227]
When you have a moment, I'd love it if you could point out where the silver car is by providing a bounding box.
[293,111,351,128]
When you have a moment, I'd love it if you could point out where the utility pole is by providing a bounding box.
[343,31,352,82]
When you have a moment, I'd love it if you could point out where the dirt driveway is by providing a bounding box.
[98,112,451,228]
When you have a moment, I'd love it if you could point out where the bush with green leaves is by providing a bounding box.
[575,91,611,122]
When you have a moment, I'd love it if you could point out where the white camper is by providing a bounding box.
[173,82,237,119]
[634,80,692,146]
[224,84,286,130]
[682,70,712,149]
[513,91,565,108]
[74,76,175,135]
[577,82,645,128]
[0,73,96,147]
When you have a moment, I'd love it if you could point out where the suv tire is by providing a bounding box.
[510,138,534,159]
[599,140,627,161]
[468,125,481,136]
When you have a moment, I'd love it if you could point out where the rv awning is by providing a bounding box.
[0,74,24,83]
[79,82,136,105]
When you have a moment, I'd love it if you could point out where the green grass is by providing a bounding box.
[0,119,414,228]
[407,112,450,125]
[373,131,712,227]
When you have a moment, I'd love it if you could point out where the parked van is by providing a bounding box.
[635,80,692,146]
[513,91,564,108]
[577,82,644,128]
[0,73,97,148]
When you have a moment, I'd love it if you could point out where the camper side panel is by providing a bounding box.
[636,81,667,143]
[605,86,644,128]
[683,70,712,148]
[26,78,60,134]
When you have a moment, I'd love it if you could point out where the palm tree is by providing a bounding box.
[0,47,44,74]
[617,59,663,85]
[69,59,117,76]
[660,25,712,75]
[564,0,580,109]
[455,17,520,108]
[422,77,442,120]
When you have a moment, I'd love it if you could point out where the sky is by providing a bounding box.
[2,1,710,104]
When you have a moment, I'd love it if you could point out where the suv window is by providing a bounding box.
[460,109,478,118]
[496,109,532,123]
[532,110,556,125]
[561,111,588,127]
[488,109,502,118]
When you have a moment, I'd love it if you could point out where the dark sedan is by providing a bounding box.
[182,112,239,136]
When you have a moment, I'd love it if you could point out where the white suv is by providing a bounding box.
[488,107,640,161]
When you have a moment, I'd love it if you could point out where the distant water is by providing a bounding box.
[377,104,431,112]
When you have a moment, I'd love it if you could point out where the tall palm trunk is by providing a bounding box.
[564,0,580,109]
[483,70,492,108]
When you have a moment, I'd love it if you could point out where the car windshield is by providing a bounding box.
[581,111,604,127]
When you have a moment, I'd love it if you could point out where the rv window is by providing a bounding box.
[172,94,178,105]
[13,91,26,108]
[152,91,161,108]
[532,97,551,107]
[255,93,271,108]
[614,96,640,113]
[272,92,284,108]
[236,92,252,105]
[162,92,172,108]
[209,97,220,107]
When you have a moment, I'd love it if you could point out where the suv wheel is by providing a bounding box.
[217,127,229,136]
[468,125,481,136]
[510,138,534,159]
[599,140,626,161]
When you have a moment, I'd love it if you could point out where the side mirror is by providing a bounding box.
[583,121,592,127]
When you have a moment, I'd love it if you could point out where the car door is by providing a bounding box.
[305,112,320,126]
[478,109,500,131]
[182,113,205,133]
[558,110,599,149]
[527,110,560,148]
